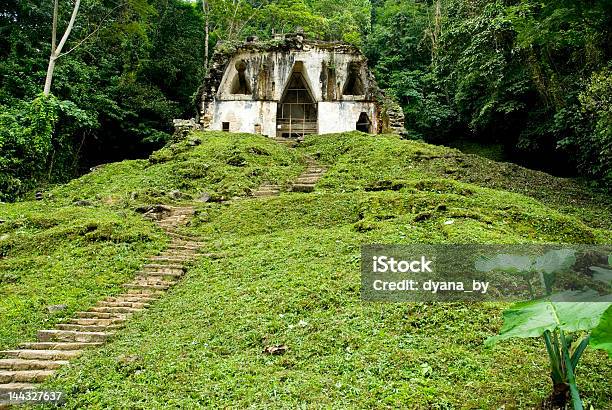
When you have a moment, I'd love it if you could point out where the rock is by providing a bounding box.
[169,190,182,199]
[187,138,201,146]
[198,192,211,203]
[172,118,202,140]
[47,304,67,313]
[73,200,92,206]
[263,344,288,355]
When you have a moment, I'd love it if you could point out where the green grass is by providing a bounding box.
[27,132,612,408]
[300,132,612,231]
[0,132,303,350]
[49,132,304,207]
[0,203,166,351]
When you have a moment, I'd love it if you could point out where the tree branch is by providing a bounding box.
[55,0,81,56]
[52,0,58,52]
[59,3,122,58]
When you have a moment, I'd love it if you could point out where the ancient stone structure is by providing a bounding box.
[196,33,405,139]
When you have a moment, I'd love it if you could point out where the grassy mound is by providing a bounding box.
[31,132,612,408]
[0,132,303,350]
[50,132,303,206]
[0,203,166,350]
[301,132,612,230]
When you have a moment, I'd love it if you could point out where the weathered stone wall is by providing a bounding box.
[318,101,378,134]
[210,101,277,136]
[196,34,404,137]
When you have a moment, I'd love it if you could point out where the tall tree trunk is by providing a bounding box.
[203,0,209,74]
[43,0,81,96]
[43,57,57,96]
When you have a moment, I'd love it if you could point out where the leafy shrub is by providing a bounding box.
[0,95,94,201]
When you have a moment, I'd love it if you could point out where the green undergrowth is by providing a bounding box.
[300,132,612,231]
[49,132,304,207]
[46,193,611,408]
[0,132,303,350]
[40,132,612,408]
[0,202,166,350]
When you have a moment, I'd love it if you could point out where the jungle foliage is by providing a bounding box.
[1,0,611,200]
[366,0,612,184]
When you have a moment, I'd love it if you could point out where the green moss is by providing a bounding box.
[2,131,610,407]
[49,132,304,207]
[0,202,167,350]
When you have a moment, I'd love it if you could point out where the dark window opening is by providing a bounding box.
[356,112,371,133]
[276,65,317,139]
[343,62,364,96]
[230,60,252,94]
[222,122,230,132]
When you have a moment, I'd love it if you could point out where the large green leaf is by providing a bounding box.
[486,290,612,346]
[590,306,612,357]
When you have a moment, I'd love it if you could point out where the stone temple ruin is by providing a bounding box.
[195,32,405,139]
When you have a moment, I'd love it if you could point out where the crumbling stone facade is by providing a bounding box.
[196,33,404,138]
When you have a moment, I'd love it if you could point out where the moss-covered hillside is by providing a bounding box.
[1,131,611,408]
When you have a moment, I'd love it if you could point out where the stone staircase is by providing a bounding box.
[250,154,326,198]
[251,183,281,198]
[289,157,326,193]
[270,136,298,148]
[0,205,203,408]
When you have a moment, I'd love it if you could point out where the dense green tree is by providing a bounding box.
[367,0,611,185]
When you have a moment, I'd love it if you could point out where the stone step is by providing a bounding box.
[169,236,204,243]
[75,311,129,320]
[89,306,143,314]
[55,324,122,332]
[0,382,36,393]
[2,350,82,361]
[119,288,166,296]
[138,269,185,277]
[0,382,37,405]
[0,359,68,371]
[0,370,54,384]
[147,258,193,265]
[104,295,157,303]
[166,244,201,251]
[97,300,150,309]
[118,291,160,299]
[142,264,185,271]
[295,177,320,184]
[158,249,196,258]
[136,271,184,279]
[37,330,111,343]
[123,283,171,291]
[166,231,199,240]
[19,342,100,351]
[156,250,197,258]
[67,318,126,326]
[130,276,176,285]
